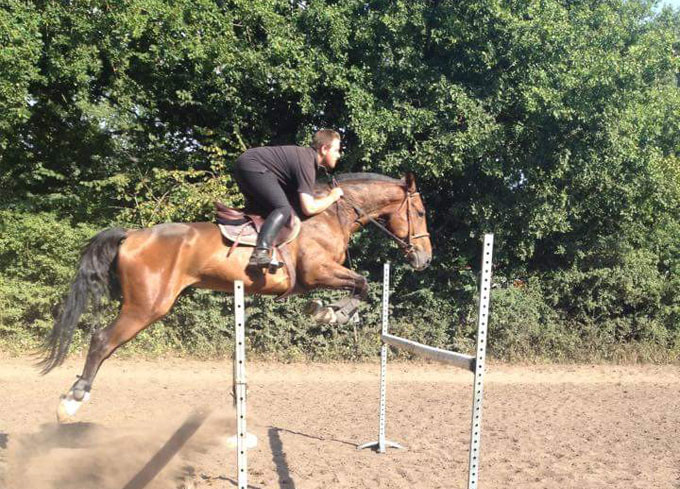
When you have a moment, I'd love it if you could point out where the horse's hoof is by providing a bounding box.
[176,480,196,489]
[303,299,323,316]
[56,391,90,424]
[313,306,337,324]
[334,310,358,325]
[56,397,78,424]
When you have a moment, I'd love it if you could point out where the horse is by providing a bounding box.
[40,172,432,422]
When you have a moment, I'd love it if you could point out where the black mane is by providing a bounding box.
[334,172,403,184]
[314,172,404,190]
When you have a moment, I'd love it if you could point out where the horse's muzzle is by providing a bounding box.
[408,249,432,271]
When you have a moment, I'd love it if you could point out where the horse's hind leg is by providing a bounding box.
[55,224,205,422]
[57,304,172,423]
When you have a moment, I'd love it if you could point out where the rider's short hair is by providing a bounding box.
[312,129,341,150]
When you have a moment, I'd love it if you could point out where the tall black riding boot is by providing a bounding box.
[248,208,291,268]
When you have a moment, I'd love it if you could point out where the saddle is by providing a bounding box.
[215,202,301,247]
[214,202,300,301]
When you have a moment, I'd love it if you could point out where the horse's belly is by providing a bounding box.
[195,247,292,295]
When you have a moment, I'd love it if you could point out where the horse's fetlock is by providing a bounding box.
[71,377,91,401]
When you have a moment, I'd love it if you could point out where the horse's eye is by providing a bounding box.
[417,210,425,217]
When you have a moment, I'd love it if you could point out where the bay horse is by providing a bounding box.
[40,172,432,422]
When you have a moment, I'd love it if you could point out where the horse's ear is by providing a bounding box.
[405,172,417,192]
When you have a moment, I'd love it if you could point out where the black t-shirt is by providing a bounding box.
[236,146,318,195]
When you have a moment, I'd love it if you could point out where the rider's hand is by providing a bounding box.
[331,187,344,200]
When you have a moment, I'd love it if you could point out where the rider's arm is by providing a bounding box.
[299,188,344,216]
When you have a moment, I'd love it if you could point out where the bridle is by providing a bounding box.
[336,181,430,255]
[399,190,431,252]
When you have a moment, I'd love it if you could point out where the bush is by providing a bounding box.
[0,211,100,350]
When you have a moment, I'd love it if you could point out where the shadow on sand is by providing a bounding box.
[269,427,296,489]
[121,410,210,489]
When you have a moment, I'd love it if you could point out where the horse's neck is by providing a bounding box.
[300,181,404,244]
[344,182,404,215]
[339,182,405,234]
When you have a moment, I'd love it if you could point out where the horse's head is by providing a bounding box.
[385,172,432,270]
[331,172,432,270]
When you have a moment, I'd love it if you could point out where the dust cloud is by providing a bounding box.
[2,409,237,489]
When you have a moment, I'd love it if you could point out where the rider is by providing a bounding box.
[234,129,345,269]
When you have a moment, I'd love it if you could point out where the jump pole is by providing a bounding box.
[356,262,404,452]
[358,233,494,489]
[356,261,404,453]
[234,281,248,489]
[468,233,493,488]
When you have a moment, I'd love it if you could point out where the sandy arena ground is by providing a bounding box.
[1,357,679,489]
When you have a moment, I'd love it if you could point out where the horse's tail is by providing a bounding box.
[39,227,127,374]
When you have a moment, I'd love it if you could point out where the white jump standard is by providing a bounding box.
[232,280,255,489]
[359,233,494,489]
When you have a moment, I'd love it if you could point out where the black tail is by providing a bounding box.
[39,227,127,374]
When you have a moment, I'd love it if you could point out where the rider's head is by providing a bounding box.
[312,129,342,170]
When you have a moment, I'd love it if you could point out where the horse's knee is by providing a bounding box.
[87,308,158,359]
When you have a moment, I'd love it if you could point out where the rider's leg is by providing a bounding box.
[233,161,267,215]
[233,167,294,268]
[249,206,292,267]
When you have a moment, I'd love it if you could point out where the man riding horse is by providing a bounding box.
[42,128,432,423]
[234,129,345,269]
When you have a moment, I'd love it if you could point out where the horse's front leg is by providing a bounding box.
[301,263,368,324]
[328,296,363,324]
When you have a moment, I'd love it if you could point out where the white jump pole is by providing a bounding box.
[356,262,403,453]
[381,332,475,371]
[234,281,248,489]
[468,233,493,489]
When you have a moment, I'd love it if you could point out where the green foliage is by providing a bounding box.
[0,1,41,153]
[0,211,99,349]
[1,0,679,362]
[485,284,571,361]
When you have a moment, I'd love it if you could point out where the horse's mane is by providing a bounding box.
[315,172,404,190]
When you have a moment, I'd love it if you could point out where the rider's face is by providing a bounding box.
[322,139,342,169]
